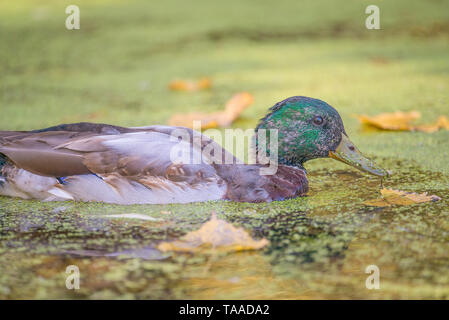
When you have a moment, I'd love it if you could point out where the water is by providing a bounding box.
[0,159,448,299]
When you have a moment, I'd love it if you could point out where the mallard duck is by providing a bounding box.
[0,96,387,204]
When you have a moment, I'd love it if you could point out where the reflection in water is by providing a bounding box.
[64,247,168,260]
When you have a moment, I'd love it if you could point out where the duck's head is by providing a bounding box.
[256,96,387,177]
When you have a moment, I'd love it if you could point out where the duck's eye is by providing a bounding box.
[313,116,324,126]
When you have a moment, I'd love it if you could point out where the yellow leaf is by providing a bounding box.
[167,92,254,128]
[168,112,220,129]
[437,115,449,130]
[168,77,212,92]
[157,211,269,253]
[415,115,449,133]
[221,92,254,126]
[357,112,449,133]
[356,111,421,131]
[363,188,441,207]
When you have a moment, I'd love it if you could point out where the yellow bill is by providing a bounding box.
[329,134,389,177]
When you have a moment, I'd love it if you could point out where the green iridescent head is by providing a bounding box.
[256,96,388,177]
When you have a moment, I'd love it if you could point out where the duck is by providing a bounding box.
[0,96,387,204]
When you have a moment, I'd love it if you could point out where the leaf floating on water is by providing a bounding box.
[168,92,254,128]
[356,111,449,133]
[168,77,212,92]
[415,115,449,133]
[356,111,421,131]
[363,188,441,207]
[168,112,219,129]
[220,92,254,126]
[157,211,269,253]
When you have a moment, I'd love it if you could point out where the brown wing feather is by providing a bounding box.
[0,123,231,185]
[0,123,172,178]
[59,132,222,184]
[0,131,92,177]
[0,123,134,177]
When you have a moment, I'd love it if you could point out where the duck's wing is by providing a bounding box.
[0,123,235,177]
[56,130,221,182]
[57,130,227,203]
[0,121,135,177]
[0,126,228,203]
[0,130,94,177]
[0,129,219,181]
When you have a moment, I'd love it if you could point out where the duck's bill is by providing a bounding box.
[329,134,389,177]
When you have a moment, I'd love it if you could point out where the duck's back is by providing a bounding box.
[0,123,229,204]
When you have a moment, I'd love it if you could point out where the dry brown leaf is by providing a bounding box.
[168,77,212,92]
[167,92,254,128]
[168,112,219,129]
[222,92,254,125]
[370,56,390,65]
[357,112,449,133]
[437,115,449,130]
[415,115,449,133]
[157,211,269,253]
[363,188,441,207]
[356,111,421,131]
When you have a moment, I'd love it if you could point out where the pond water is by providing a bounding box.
[0,158,448,299]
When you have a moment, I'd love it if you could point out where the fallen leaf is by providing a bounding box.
[157,211,269,253]
[363,188,441,207]
[414,115,449,133]
[437,115,449,129]
[370,56,390,65]
[356,111,421,131]
[168,112,219,129]
[168,92,254,128]
[168,77,212,92]
[356,112,449,133]
[221,92,255,125]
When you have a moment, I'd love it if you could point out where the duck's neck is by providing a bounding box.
[253,132,307,170]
